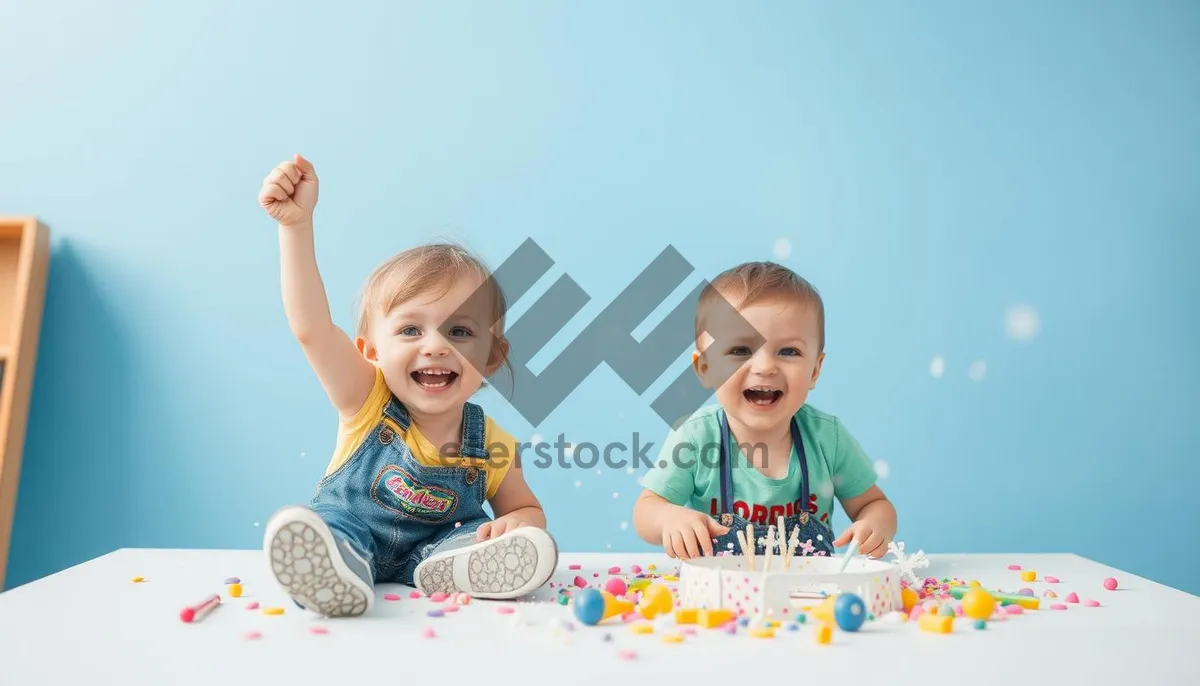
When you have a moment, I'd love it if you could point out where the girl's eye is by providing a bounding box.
[449,326,473,338]
[398,326,421,337]
[727,346,752,356]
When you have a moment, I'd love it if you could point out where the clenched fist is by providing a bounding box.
[259,154,318,227]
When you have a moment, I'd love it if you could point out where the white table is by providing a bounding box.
[1,549,1196,684]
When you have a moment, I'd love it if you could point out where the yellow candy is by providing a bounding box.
[815,623,833,644]
[661,575,679,582]
[918,613,953,633]
[674,609,697,624]
[960,588,995,620]
[1020,570,1036,582]
[901,587,919,612]
[228,583,243,598]
[662,633,684,643]
[630,622,654,634]
[647,564,657,571]
[262,607,285,615]
[749,627,775,639]
[699,609,734,628]
[130,576,144,583]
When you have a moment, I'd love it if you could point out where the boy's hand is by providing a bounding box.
[833,519,890,558]
[259,154,319,227]
[661,509,729,560]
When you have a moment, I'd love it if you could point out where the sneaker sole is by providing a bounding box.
[415,527,558,599]
[263,506,374,617]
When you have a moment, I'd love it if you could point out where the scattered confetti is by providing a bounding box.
[1005,304,1041,342]
[968,360,987,381]
[929,355,945,378]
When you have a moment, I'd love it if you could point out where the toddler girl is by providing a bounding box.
[257,155,557,617]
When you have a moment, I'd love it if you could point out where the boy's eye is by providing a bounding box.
[779,347,800,356]
[398,326,421,337]
[727,346,752,356]
[449,326,473,338]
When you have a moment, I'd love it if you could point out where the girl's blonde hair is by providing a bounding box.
[355,242,512,378]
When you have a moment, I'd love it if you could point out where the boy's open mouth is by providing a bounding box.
[411,368,459,390]
[743,386,783,406]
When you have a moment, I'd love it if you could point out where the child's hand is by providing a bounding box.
[833,520,890,558]
[258,154,319,227]
[475,514,531,541]
[660,509,730,560]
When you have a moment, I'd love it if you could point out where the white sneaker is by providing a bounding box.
[263,505,375,617]
[414,526,558,599]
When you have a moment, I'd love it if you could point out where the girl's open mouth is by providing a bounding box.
[743,387,783,406]
[411,369,459,391]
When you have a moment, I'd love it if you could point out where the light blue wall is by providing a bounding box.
[2,1,1198,594]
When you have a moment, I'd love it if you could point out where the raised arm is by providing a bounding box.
[259,154,377,419]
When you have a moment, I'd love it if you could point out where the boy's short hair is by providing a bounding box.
[695,261,826,352]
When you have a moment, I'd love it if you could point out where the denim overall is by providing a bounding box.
[710,410,836,558]
[309,395,492,586]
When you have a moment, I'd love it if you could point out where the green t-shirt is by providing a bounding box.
[641,404,877,529]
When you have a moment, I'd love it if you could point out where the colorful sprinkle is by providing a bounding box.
[568,564,582,570]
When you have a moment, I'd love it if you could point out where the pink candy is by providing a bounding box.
[244,631,262,640]
[421,627,436,638]
[1083,599,1100,607]
[631,565,642,574]
[245,602,260,610]
[568,564,582,570]
[409,591,421,599]
[429,592,450,602]
[1007,564,1022,570]
[1045,576,1060,583]
[608,566,621,574]
[573,576,587,588]
[605,578,627,596]
[496,606,515,615]
[618,649,637,660]
[1066,592,1080,603]
[1005,605,1023,615]
[1103,577,1118,590]
[309,626,328,634]
[1051,604,1068,610]
[384,593,401,601]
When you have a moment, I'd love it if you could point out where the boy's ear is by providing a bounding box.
[809,351,826,389]
[692,349,713,388]
[356,336,378,362]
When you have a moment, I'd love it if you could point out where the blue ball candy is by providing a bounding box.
[833,593,866,632]
[572,588,606,625]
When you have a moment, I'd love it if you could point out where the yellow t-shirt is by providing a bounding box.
[326,368,516,499]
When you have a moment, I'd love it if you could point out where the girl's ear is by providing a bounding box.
[486,335,511,375]
[356,336,378,362]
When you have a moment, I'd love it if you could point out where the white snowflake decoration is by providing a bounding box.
[887,541,929,585]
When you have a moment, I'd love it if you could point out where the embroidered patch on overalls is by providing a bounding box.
[372,466,459,521]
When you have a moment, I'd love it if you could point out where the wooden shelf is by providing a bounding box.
[0,218,50,589]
